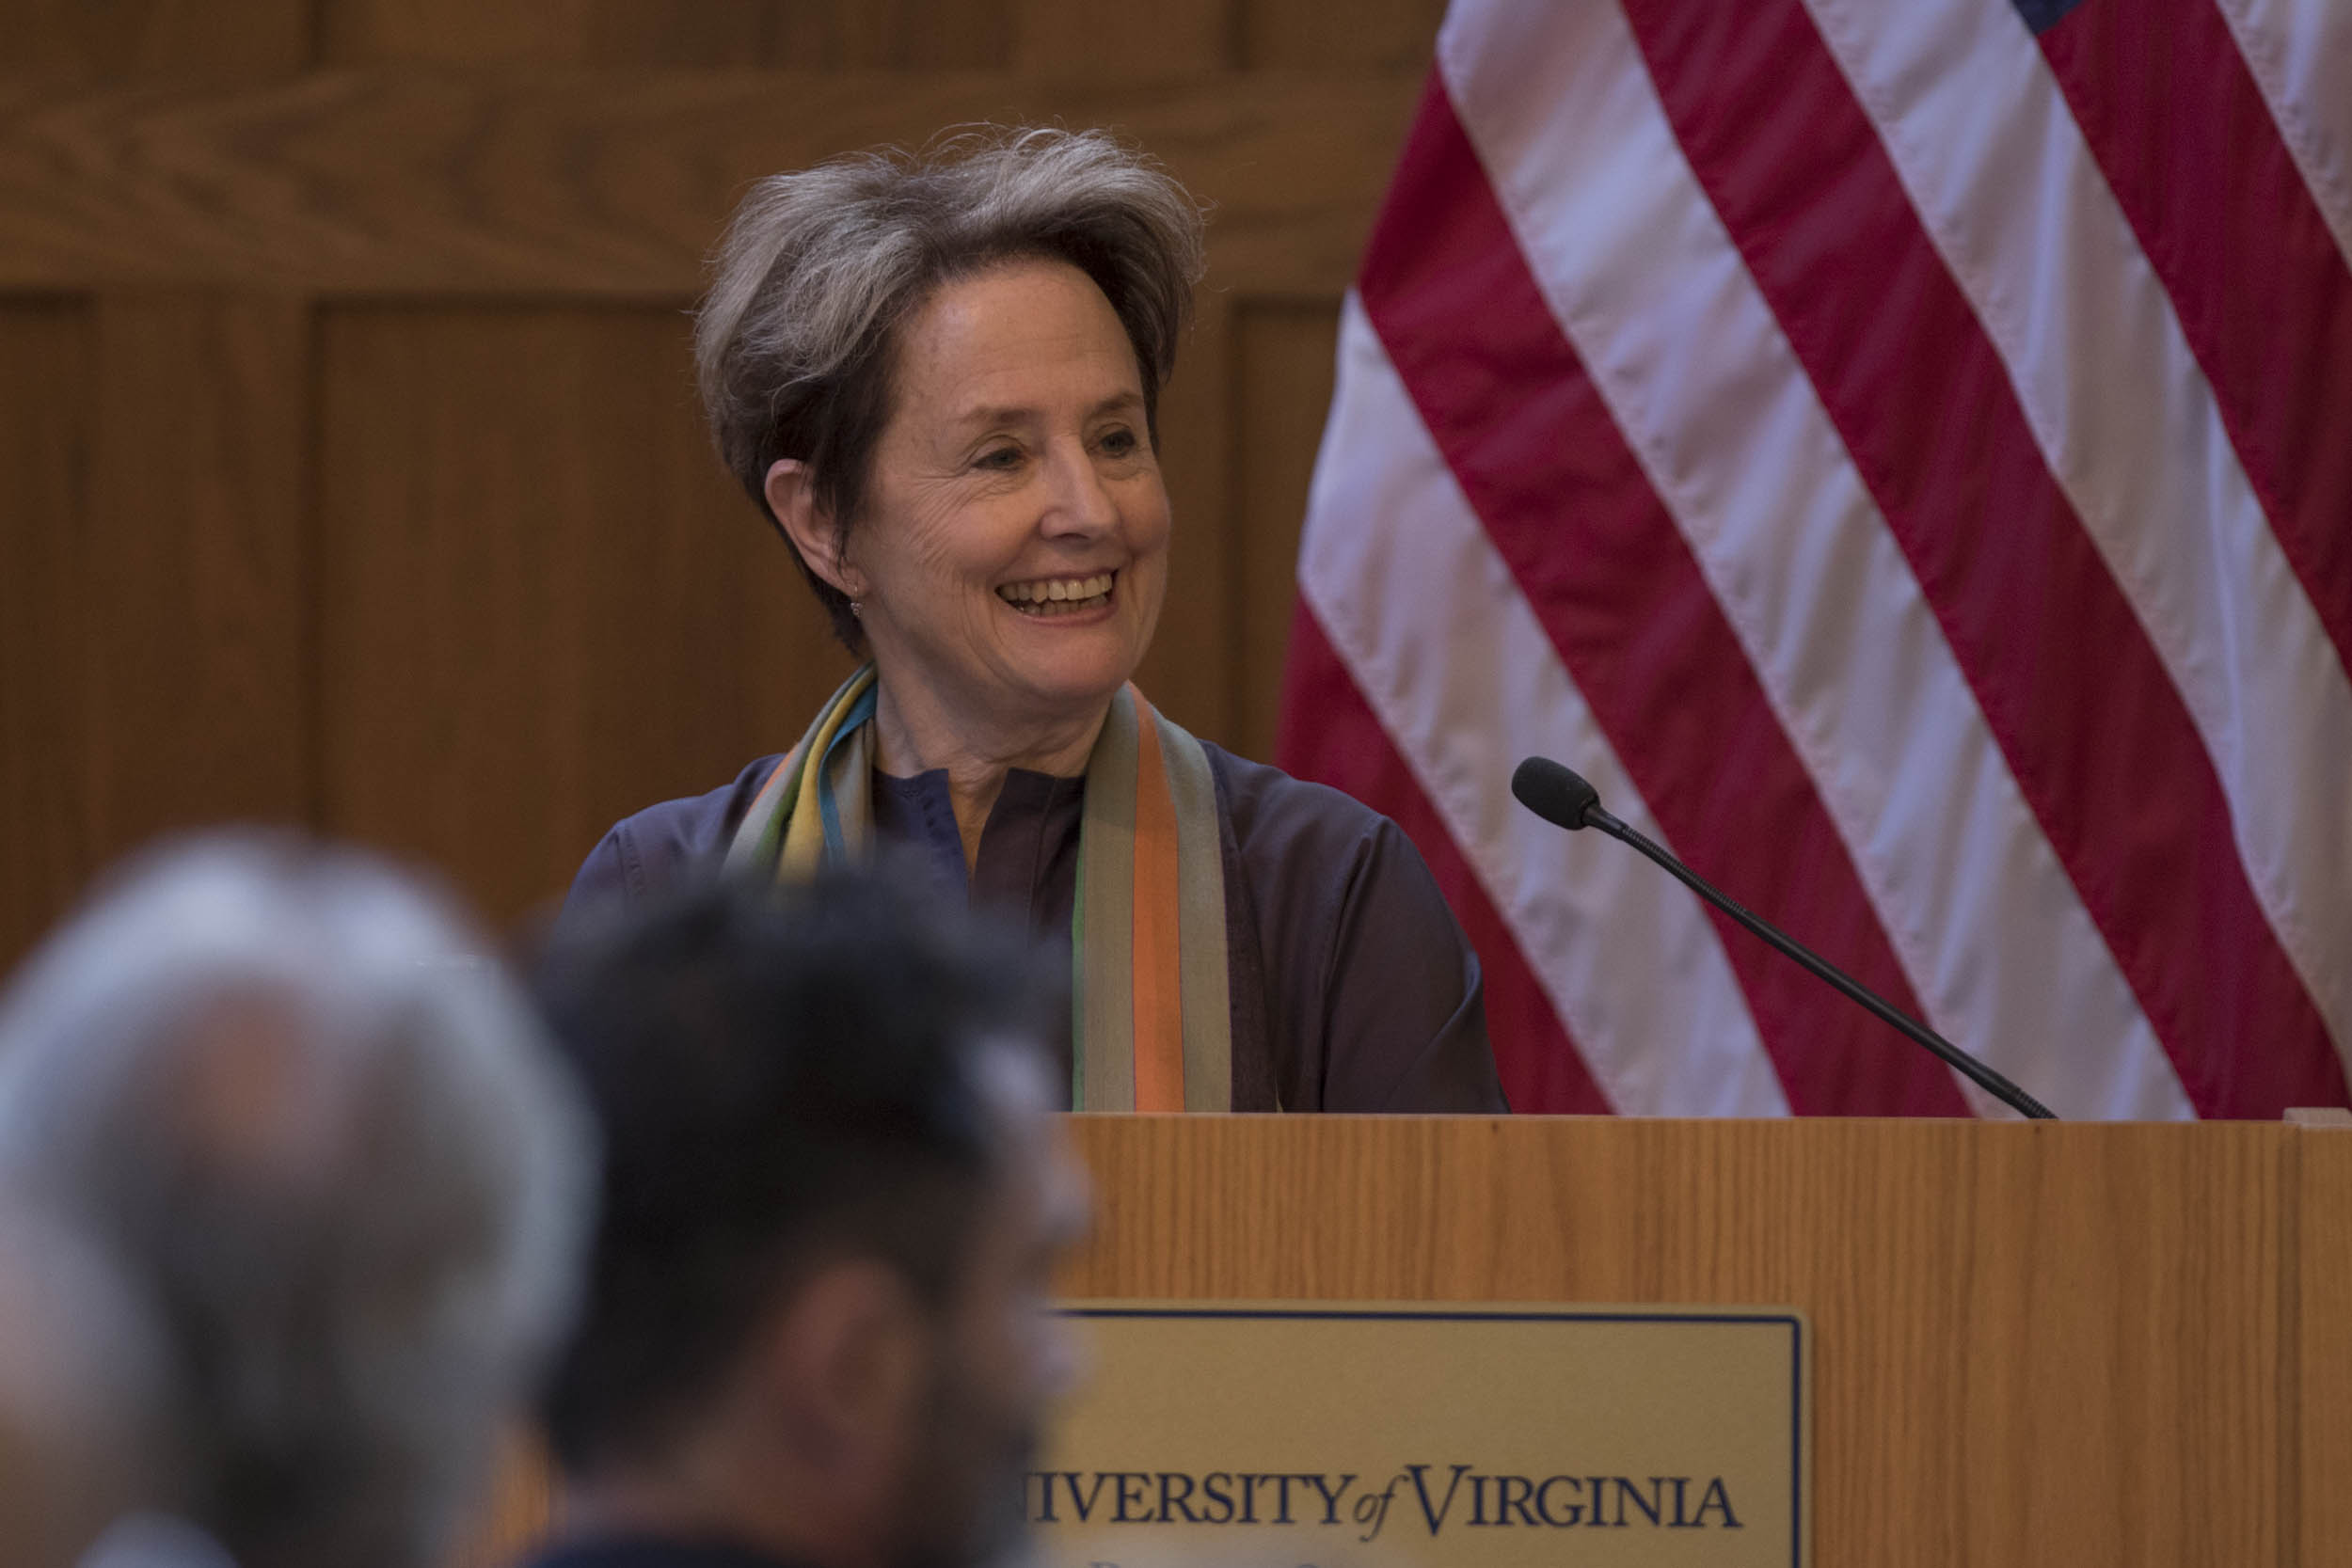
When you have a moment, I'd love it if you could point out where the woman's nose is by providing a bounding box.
[1041,444,1120,536]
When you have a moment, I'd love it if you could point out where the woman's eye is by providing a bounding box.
[976,446,1023,470]
[1100,428,1140,457]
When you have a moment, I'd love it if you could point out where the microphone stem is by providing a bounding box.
[1587,808,2058,1121]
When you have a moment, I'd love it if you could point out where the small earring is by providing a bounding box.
[849,599,863,618]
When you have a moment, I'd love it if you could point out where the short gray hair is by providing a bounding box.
[0,835,594,1568]
[695,125,1207,649]
[0,1192,168,1568]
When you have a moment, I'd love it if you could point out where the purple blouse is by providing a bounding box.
[559,742,1507,1114]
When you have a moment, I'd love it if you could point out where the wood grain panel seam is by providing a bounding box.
[2279,1123,2300,1568]
[302,0,329,73]
[296,294,326,832]
[1219,295,1249,743]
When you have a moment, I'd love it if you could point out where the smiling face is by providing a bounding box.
[835,260,1172,739]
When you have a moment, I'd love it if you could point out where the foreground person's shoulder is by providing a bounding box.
[558,755,782,928]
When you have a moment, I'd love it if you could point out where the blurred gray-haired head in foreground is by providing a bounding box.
[0,834,596,1568]
[0,1193,167,1568]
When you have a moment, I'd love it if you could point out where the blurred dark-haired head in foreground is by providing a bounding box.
[0,834,596,1568]
[529,872,1089,1568]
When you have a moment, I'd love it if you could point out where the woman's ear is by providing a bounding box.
[765,459,865,601]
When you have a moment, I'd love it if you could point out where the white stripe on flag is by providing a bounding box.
[1802,0,2352,1078]
[1436,0,2194,1117]
[2217,0,2352,266]
[1300,296,1790,1117]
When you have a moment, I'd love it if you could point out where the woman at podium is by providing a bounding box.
[562,128,1505,1116]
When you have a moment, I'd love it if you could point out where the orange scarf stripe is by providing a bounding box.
[1128,696,1186,1112]
[727,670,1231,1112]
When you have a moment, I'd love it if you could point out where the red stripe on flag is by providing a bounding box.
[2040,0,2352,680]
[1618,0,2349,1115]
[1279,599,1613,1115]
[1359,78,1971,1117]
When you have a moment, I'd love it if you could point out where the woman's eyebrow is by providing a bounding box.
[953,389,1146,428]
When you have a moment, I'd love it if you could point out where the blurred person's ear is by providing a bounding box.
[760,1259,931,1478]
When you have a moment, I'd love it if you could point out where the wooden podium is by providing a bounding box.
[463,1113,2352,1568]
[1059,1114,2351,1567]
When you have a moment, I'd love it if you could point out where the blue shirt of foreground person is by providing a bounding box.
[523,875,1090,1568]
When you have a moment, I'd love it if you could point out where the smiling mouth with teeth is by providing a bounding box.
[996,570,1117,617]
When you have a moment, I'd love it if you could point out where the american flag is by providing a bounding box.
[1279,0,2352,1117]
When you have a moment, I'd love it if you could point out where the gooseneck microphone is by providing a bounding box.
[1511,755,2058,1120]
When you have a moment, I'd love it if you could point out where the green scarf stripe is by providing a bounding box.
[1076,689,1139,1112]
[723,664,877,876]
[727,739,809,876]
[1069,868,1088,1110]
[825,725,874,856]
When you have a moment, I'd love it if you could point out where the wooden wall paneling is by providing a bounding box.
[84,293,312,859]
[315,304,849,931]
[1152,89,1413,296]
[1238,0,1448,71]
[0,0,310,84]
[1060,1117,2290,1567]
[1132,291,1233,745]
[1012,0,1231,76]
[1230,296,1338,762]
[0,74,1420,298]
[316,0,598,66]
[0,300,93,970]
[317,0,1021,68]
[755,2,1022,71]
[2300,1120,2352,1567]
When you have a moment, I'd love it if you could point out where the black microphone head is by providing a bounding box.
[1511,755,1602,831]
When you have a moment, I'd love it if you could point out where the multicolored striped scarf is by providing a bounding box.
[723,665,1232,1111]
